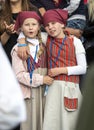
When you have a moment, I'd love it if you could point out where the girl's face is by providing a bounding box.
[45,22,64,38]
[21,18,40,38]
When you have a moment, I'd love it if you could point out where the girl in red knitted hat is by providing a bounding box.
[11,11,53,130]
[42,9,87,130]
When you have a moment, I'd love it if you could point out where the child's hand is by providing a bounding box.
[48,67,68,77]
[17,46,29,60]
[43,76,54,85]
[17,38,30,60]
[48,68,61,77]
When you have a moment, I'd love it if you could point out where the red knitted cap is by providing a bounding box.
[15,11,42,31]
[43,9,68,27]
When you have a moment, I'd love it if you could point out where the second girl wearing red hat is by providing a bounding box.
[11,11,53,130]
[42,9,87,130]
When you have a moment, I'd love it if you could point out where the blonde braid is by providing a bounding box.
[37,29,44,58]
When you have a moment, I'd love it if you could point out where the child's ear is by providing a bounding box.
[61,24,65,28]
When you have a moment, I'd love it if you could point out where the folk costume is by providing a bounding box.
[11,11,47,130]
[11,33,47,130]
[43,35,85,130]
[43,9,87,130]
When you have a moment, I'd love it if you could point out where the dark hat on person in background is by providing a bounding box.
[43,9,68,27]
[15,11,42,31]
